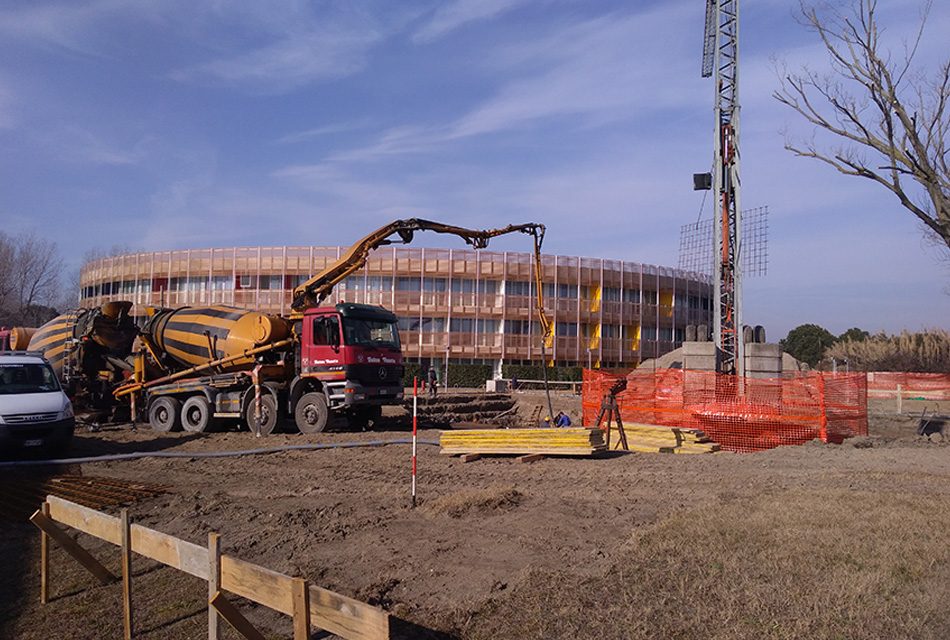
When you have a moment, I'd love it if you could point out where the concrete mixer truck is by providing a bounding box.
[24,302,139,413]
[114,218,550,435]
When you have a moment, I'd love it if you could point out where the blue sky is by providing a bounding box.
[0,0,947,338]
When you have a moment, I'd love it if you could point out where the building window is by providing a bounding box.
[476,319,499,333]
[212,276,231,291]
[505,280,532,296]
[623,289,640,303]
[395,277,420,292]
[603,287,621,302]
[451,279,475,294]
[556,323,578,337]
[258,275,282,290]
[504,319,531,334]
[423,278,447,292]
[449,318,474,333]
[602,324,621,338]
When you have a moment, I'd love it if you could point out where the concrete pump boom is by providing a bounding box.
[291,218,551,341]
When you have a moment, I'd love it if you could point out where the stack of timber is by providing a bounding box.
[621,423,720,454]
[440,428,606,457]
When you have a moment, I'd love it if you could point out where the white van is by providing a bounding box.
[0,351,75,455]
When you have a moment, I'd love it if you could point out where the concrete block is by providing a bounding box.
[683,355,718,371]
[744,343,782,358]
[485,379,509,392]
[681,341,718,357]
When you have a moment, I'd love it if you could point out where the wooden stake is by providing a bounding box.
[121,508,133,640]
[459,453,482,463]
[516,453,544,463]
[209,591,267,640]
[29,510,117,585]
[292,578,311,640]
[40,502,50,604]
[208,532,221,640]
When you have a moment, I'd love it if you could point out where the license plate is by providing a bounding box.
[378,389,388,394]
[24,439,43,447]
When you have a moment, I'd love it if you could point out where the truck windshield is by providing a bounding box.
[342,318,400,349]
[0,363,61,395]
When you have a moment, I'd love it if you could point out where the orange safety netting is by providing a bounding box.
[582,369,868,453]
[865,372,950,399]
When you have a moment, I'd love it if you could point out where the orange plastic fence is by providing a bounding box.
[865,372,950,400]
[582,369,868,453]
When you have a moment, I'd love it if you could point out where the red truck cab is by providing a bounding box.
[299,303,404,408]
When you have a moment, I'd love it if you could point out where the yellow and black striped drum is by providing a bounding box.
[27,302,138,379]
[145,306,292,371]
[26,311,83,377]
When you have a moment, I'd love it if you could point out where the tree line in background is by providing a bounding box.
[0,231,64,327]
[782,324,950,373]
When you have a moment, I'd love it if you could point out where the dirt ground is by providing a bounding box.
[1,391,948,639]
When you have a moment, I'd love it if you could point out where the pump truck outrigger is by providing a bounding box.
[113,219,552,435]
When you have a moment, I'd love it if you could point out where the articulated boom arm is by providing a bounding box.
[291,218,550,342]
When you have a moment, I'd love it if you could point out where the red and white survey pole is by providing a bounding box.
[411,377,418,508]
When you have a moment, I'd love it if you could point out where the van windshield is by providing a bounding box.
[0,363,61,395]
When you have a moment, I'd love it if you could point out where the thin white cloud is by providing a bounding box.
[0,0,160,55]
[275,119,374,145]
[171,26,382,92]
[412,0,530,43]
[321,3,703,164]
[43,126,149,166]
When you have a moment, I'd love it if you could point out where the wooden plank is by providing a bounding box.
[292,578,310,640]
[121,509,133,640]
[459,454,482,463]
[208,533,221,640]
[40,502,50,605]
[47,496,209,579]
[131,523,209,580]
[309,583,390,640]
[220,555,294,615]
[47,494,121,545]
[517,454,544,464]
[209,591,267,640]
[29,510,117,585]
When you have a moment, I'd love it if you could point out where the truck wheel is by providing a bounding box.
[149,397,181,432]
[295,392,329,434]
[243,394,278,435]
[181,396,215,433]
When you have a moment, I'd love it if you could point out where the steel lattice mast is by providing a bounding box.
[702,0,742,375]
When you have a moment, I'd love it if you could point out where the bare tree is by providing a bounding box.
[0,231,64,326]
[774,0,950,251]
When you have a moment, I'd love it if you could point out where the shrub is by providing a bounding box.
[826,329,950,372]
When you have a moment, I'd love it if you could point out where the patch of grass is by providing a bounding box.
[461,489,950,639]
[424,485,523,518]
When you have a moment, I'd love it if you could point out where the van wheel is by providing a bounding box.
[181,396,215,433]
[295,392,329,434]
[243,394,278,435]
[149,397,181,432]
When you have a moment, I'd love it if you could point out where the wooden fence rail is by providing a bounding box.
[31,495,389,640]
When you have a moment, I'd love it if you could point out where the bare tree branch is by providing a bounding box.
[774,0,950,252]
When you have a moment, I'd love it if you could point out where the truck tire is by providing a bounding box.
[295,392,329,434]
[181,396,215,433]
[243,394,278,435]
[149,397,181,432]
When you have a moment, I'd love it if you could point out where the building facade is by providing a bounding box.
[79,246,712,370]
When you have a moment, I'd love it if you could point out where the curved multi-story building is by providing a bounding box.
[79,246,712,371]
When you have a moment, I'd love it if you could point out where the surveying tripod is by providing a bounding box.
[594,378,629,451]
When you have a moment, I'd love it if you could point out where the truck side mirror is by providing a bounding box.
[327,320,340,348]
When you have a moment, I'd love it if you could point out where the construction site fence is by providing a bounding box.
[582,369,868,453]
[865,372,950,400]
